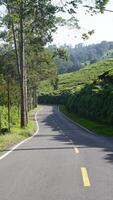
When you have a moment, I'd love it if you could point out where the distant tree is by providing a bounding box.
[26,46,58,108]
[49,41,113,74]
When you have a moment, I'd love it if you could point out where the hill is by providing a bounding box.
[39,58,113,94]
[49,41,113,74]
[38,58,113,125]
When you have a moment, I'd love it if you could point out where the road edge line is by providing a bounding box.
[0,111,39,161]
[58,106,96,136]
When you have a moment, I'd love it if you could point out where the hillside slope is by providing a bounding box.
[38,58,113,125]
[39,58,113,94]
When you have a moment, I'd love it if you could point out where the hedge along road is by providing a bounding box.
[0,105,113,200]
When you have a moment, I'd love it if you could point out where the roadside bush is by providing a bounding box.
[0,106,19,129]
[39,59,113,125]
[66,82,113,124]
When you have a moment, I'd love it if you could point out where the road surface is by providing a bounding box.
[0,105,113,200]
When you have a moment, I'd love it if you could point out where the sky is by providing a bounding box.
[51,0,113,47]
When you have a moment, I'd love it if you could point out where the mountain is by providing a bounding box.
[49,41,113,74]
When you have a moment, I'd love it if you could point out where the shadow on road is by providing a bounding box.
[38,106,113,164]
[2,106,113,164]
[2,146,76,152]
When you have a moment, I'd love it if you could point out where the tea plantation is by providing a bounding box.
[38,58,113,126]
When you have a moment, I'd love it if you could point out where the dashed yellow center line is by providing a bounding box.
[74,147,80,154]
[81,167,91,187]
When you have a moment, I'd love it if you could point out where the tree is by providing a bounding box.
[0,0,110,128]
[27,47,58,107]
[0,44,19,131]
[0,0,58,127]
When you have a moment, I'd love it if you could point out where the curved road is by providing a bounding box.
[0,105,113,200]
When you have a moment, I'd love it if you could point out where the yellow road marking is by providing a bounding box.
[74,147,80,154]
[81,168,91,187]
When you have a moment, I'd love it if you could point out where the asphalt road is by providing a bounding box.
[0,105,113,200]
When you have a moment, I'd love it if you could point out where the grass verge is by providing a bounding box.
[60,105,113,136]
[0,107,38,151]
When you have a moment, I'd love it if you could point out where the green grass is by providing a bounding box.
[60,105,113,136]
[0,108,38,151]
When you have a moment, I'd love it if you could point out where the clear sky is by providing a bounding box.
[52,0,113,47]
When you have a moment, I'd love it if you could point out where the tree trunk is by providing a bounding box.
[8,1,28,128]
[18,101,20,118]
[19,2,27,127]
[7,79,10,132]
[0,112,2,133]
[24,62,28,123]
[33,87,37,108]
[28,87,33,111]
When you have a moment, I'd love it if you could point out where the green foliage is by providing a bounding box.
[60,105,113,136]
[0,106,19,129]
[0,108,37,150]
[95,0,109,13]
[39,58,113,125]
[0,0,60,127]
[82,30,94,40]
[49,41,113,74]
[39,58,113,94]
[0,0,111,130]
[0,106,8,128]
[66,81,113,124]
